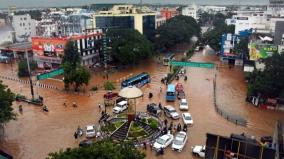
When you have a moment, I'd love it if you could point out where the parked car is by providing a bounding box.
[153,134,174,151]
[116,97,127,104]
[113,100,128,114]
[179,98,188,110]
[86,125,96,138]
[103,91,118,99]
[192,145,205,158]
[79,139,94,147]
[182,113,193,125]
[147,103,162,116]
[172,131,187,152]
[164,105,179,119]
[177,90,185,100]
[195,46,200,51]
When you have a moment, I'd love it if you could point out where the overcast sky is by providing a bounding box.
[0,0,269,8]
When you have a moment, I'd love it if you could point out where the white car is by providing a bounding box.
[153,134,174,151]
[164,105,180,119]
[172,131,187,152]
[113,101,128,114]
[192,145,205,158]
[85,125,96,138]
[179,98,188,110]
[182,113,193,125]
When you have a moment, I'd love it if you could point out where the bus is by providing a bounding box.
[163,53,175,66]
[121,72,150,88]
[166,84,176,101]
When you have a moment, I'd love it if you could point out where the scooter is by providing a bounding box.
[77,128,83,137]
[43,105,49,112]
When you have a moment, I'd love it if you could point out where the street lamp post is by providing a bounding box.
[25,49,35,100]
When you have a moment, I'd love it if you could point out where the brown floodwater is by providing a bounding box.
[0,45,283,159]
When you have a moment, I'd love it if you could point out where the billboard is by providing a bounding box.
[249,43,278,61]
[32,37,67,56]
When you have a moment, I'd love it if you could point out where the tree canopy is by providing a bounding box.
[247,53,284,98]
[107,28,153,65]
[0,81,16,125]
[155,15,201,50]
[47,140,145,159]
[62,40,91,91]
[17,60,37,77]
[201,12,235,51]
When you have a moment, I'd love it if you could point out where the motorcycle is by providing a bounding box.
[184,76,187,81]
[77,127,83,137]
[43,105,49,112]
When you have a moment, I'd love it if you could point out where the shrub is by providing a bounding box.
[90,86,98,91]
[104,81,115,90]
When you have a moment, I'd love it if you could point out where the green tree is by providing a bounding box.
[17,60,37,77]
[201,12,235,51]
[47,140,145,159]
[233,37,249,56]
[107,28,153,65]
[73,66,91,92]
[104,81,115,90]
[0,81,16,126]
[155,15,201,50]
[62,40,81,90]
[247,53,284,97]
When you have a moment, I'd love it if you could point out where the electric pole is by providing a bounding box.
[25,50,34,100]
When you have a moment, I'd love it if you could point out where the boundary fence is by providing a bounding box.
[213,73,247,127]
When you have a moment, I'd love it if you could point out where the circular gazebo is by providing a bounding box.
[118,86,143,123]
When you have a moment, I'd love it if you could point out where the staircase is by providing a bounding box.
[110,122,130,141]
[136,121,161,140]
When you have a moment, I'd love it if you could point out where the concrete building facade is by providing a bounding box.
[181,4,198,20]
[11,14,36,42]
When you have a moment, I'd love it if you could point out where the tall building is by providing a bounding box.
[32,29,103,69]
[11,14,36,42]
[181,4,198,20]
[92,5,156,36]
[269,0,284,7]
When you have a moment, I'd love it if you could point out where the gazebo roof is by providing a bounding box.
[118,86,143,99]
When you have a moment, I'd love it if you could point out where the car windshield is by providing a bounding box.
[156,138,166,145]
[173,139,183,145]
[87,129,94,133]
[185,116,191,120]
[169,109,176,113]
[181,102,187,105]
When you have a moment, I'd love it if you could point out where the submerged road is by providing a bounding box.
[0,47,283,159]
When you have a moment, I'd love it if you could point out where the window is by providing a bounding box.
[24,17,27,20]
[20,23,22,26]
[23,23,25,26]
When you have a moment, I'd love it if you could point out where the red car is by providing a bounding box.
[103,91,118,99]
[176,83,183,93]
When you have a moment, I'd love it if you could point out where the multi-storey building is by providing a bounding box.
[181,4,198,20]
[92,5,156,37]
[11,14,36,42]
[32,29,103,69]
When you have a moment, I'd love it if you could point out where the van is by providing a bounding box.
[113,100,128,114]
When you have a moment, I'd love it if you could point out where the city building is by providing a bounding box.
[32,29,103,69]
[159,7,178,20]
[0,19,5,27]
[274,21,284,53]
[0,25,15,46]
[220,33,240,65]
[11,14,36,42]
[200,5,226,13]
[206,133,277,159]
[36,11,93,37]
[92,5,156,36]
[155,13,166,29]
[181,4,198,20]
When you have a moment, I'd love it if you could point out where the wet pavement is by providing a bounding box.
[0,46,284,159]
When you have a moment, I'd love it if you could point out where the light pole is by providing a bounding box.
[25,49,35,100]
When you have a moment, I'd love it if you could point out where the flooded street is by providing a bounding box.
[0,47,284,159]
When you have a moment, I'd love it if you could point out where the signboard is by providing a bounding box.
[37,68,64,80]
[170,61,215,68]
[249,43,278,61]
[32,37,67,52]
